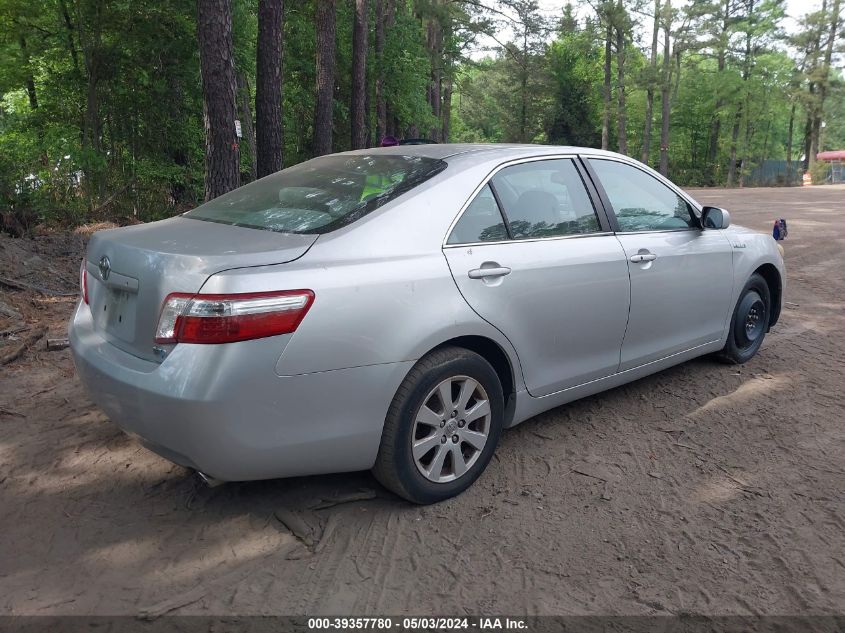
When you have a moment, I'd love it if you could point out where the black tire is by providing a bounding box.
[372,346,504,504]
[716,273,771,365]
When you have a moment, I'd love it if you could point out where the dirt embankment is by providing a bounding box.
[0,188,843,617]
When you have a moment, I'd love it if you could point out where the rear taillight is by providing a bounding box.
[154,290,314,345]
[80,260,89,304]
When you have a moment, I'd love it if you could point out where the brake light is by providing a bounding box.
[154,290,314,344]
[80,260,89,304]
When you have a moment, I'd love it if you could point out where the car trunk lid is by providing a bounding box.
[84,217,317,362]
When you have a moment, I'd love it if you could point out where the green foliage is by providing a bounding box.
[0,0,840,232]
[451,59,508,142]
[545,27,602,147]
[822,79,845,151]
[0,0,205,229]
[382,7,439,136]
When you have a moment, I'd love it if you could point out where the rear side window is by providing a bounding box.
[490,159,601,239]
[184,154,447,234]
[447,185,508,244]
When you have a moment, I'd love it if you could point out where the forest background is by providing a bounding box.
[0,0,842,231]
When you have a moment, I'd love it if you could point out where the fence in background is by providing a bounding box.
[743,160,804,187]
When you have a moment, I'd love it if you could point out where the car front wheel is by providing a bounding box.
[373,346,504,504]
[717,273,771,364]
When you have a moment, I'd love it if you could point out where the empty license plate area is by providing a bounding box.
[92,286,138,344]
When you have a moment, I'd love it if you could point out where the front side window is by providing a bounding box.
[185,154,447,234]
[447,184,508,244]
[589,159,696,232]
[491,159,601,239]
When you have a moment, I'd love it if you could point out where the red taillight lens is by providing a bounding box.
[80,260,89,305]
[154,290,314,345]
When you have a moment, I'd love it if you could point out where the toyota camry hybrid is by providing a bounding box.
[70,144,784,504]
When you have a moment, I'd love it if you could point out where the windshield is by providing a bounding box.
[184,154,447,234]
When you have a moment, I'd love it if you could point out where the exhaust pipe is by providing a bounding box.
[196,471,225,488]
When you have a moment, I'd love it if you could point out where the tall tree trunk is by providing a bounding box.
[728,1,753,187]
[427,13,443,141]
[79,1,104,157]
[237,72,257,182]
[641,0,660,164]
[441,75,452,142]
[802,0,824,171]
[602,22,612,150]
[58,0,80,75]
[739,99,754,187]
[658,0,671,176]
[364,58,372,147]
[384,0,398,137]
[351,0,368,148]
[78,0,104,210]
[615,12,627,155]
[375,0,387,143]
[256,0,284,176]
[706,64,725,182]
[83,61,100,152]
[786,101,796,184]
[672,47,682,102]
[761,116,772,165]
[802,111,813,171]
[726,105,742,186]
[18,36,38,110]
[519,30,528,143]
[314,0,337,156]
[197,0,240,200]
[707,0,730,184]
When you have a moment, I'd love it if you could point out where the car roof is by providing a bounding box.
[342,143,624,162]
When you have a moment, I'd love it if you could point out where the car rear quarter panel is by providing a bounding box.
[70,300,416,479]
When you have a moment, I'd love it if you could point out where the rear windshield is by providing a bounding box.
[184,154,447,234]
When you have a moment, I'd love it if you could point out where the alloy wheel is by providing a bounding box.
[411,375,491,483]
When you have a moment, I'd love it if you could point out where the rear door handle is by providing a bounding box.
[630,253,657,263]
[468,266,511,279]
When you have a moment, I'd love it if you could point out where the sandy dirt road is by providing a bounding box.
[0,186,843,616]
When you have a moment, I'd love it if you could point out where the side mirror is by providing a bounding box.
[702,206,731,230]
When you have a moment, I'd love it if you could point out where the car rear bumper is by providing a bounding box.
[69,301,413,481]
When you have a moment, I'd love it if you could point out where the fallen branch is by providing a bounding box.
[0,276,77,297]
[0,324,27,338]
[0,326,47,365]
[274,507,323,547]
[310,488,378,510]
[47,337,70,351]
[0,299,22,320]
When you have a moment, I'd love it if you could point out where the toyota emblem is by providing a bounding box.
[98,255,111,281]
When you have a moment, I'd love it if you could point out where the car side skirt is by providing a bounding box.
[509,339,725,428]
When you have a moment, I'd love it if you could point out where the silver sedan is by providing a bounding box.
[69,144,785,503]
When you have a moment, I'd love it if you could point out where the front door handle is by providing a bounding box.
[468,266,511,279]
[630,252,657,263]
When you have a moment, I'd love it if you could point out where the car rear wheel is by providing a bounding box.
[716,273,771,364]
[373,346,504,504]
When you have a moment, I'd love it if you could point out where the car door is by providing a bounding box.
[586,157,734,371]
[443,157,631,397]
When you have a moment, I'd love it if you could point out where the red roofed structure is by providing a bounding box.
[817,150,845,161]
